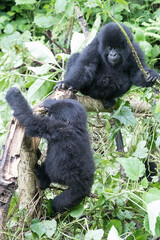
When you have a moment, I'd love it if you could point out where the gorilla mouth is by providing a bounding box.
[108,57,120,66]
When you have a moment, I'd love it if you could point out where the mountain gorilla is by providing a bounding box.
[6,87,95,213]
[55,22,159,108]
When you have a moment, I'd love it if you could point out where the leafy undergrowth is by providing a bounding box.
[0,0,160,239]
[5,101,160,239]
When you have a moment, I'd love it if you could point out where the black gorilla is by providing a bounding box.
[55,22,159,108]
[6,87,95,213]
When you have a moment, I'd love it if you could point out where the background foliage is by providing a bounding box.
[0,0,160,239]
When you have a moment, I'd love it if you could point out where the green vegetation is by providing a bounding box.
[0,0,160,239]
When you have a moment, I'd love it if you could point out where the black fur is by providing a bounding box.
[6,87,95,213]
[55,22,159,108]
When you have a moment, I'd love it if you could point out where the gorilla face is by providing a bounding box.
[107,47,121,66]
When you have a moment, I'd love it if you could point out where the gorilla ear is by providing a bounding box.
[40,98,56,111]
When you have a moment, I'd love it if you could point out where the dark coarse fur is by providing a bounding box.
[6,87,95,213]
[55,22,159,108]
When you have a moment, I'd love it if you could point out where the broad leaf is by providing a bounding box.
[107,226,123,240]
[147,200,160,236]
[113,106,137,126]
[27,76,54,101]
[28,65,52,75]
[55,0,67,13]
[69,204,84,218]
[106,220,122,235]
[155,100,160,114]
[42,219,57,238]
[155,136,160,148]
[133,141,148,159]
[117,157,145,181]
[34,14,54,28]
[85,229,104,240]
[141,177,148,188]
[143,188,160,204]
[24,41,58,65]
[30,221,45,238]
[71,32,85,53]
[135,29,145,42]
[15,0,36,4]
[139,41,152,57]
[30,219,56,238]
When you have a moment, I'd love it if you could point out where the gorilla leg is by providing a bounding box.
[35,162,51,190]
[52,184,91,213]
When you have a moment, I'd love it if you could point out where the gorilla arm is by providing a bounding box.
[5,87,67,140]
[129,42,159,87]
[55,39,99,91]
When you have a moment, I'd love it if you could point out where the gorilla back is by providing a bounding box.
[55,22,159,108]
[6,87,95,213]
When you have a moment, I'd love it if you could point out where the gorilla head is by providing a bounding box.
[97,22,134,66]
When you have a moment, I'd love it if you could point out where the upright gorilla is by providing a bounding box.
[6,87,95,213]
[55,22,159,108]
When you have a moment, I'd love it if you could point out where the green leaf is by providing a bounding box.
[155,216,160,236]
[139,41,152,57]
[15,0,37,4]
[65,1,74,17]
[135,29,145,42]
[152,45,160,58]
[28,65,52,75]
[1,31,21,50]
[30,219,56,238]
[42,219,57,238]
[155,100,160,114]
[69,204,84,218]
[24,41,58,65]
[55,0,67,13]
[113,0,128,5]
[30,221,45,238]
[113,106,137,126]
[144,215,152,235]
[143,188,160,204]
[4,23,15,34]
[133,141,148,159]
[153,0,160,3]
[113,0,129,11]
[117,157,145,181]
[27,76,54,101]
[71,32,85,53]
[0,15,10,24]
[85,229,104,240]
[107,226,123,240]
[155,136,160,148]
[106,220,122,234]
[141,177,148,189]
[147,200,160,236]
[34,14,54,28]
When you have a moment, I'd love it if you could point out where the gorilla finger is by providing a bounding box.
[68,86,73,91]
[145,74,152,82]
[152,76,159,82]
[54,83,62,91]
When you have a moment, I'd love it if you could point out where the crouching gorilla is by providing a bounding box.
[6,87,95,213]
[55,22,159,108]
